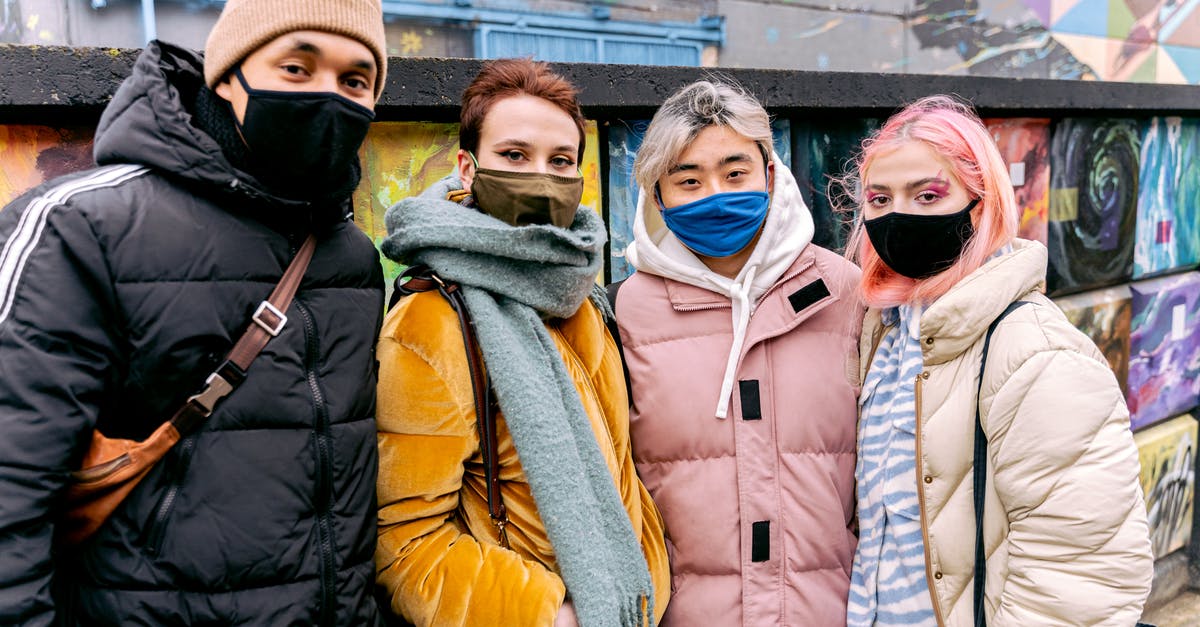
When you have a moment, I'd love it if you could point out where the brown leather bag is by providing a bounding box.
[59,235,317,546]
[391,266,510,548]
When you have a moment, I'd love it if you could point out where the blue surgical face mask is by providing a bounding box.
[657,181,771,258]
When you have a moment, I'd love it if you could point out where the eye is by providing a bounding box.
[550,156,576,168]
[728,169,746,180]
[281,63,309,76]
[916,191,943,204]
[866,195,890,208]
[343,75,370,91]
[498,150,527,162]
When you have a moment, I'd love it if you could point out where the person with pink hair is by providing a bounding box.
[843,96,1153,626]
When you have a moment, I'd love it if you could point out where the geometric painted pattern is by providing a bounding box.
[1026,0,1200,83]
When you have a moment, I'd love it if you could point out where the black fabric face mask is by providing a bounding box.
[864,198,980,279]
[232,68,374,202]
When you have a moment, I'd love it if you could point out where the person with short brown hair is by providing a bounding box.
[374,58,670,627]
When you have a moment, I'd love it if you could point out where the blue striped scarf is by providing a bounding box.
[848,304,937,627]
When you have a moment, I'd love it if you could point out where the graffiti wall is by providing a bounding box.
[794,118,880,254]
[0,125,95,206]
[1128,272,1200,430]
[985,117,1051,246]
[1047,117,1140,296]
[1134,116,1200,278]
[1136,414,1197,559]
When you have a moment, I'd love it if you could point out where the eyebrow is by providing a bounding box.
[491,139,577,153]
[866,176,949,192]
[668,152,755,174]
[285,38,376,73]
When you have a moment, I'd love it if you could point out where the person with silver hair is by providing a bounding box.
[609,79,864,625]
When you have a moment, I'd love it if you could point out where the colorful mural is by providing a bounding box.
[1128,272,1200,429]
[1135,413,1197,559]
[605,119,793,282]
[1025,0,1200,83]
[985,117,1051,245]
[353,120,605,288]
[1134,116,1200,277]
[908,1,1200,83]
[1054,286,1133,396]
[795,118,880,254]
[1047,118,1140,296]
[0,125,95,207]
[606,119,650,283]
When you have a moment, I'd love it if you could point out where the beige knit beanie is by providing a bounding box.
[203,0,388,100]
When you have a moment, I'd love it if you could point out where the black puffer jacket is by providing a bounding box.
[0,42,384,626]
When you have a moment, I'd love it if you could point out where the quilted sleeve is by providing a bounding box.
[984,345,1153,626]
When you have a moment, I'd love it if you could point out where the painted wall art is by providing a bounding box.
[606,119,792,282]
[1128,272,1200,430]
[354,120,604,289]
[0,125,96,207]
[1135,413,1197,559]
[606,119,651,283]
[794,118,880,254]
[1134,116,1200,278]
[1047,118,1140,296]
[1053,285,1133,396]
[985,117,1051,245]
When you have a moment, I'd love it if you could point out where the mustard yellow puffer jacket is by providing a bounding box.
[375,289,671,627]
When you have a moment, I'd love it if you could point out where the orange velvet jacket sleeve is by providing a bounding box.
[374,292,566,627]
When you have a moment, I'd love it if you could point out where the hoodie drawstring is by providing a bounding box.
[714,265,758,419]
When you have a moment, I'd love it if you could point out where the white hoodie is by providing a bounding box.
[625,153,816,419]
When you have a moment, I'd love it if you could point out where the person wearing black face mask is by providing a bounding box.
[374,58,670,627]
[842,96,1151,627]
[0,1,391,625]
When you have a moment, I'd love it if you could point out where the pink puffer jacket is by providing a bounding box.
[614,245,864,626]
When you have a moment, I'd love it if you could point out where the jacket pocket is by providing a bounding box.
[144,434,197,555]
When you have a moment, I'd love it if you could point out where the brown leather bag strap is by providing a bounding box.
[171,235,318,435]
[394,266,509,548]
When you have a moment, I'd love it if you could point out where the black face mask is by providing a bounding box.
[232,68,374,202]
[864,198,980,279]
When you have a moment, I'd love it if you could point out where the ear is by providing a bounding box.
[214,76,233,101]
[213,75,247,125]
[456,149,475,189]
[766,159,775,192]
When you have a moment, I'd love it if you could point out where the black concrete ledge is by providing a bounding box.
[5,44,1200,125]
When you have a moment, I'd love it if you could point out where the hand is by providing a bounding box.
[553,600,578,627]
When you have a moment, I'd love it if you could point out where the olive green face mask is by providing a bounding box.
[467,153,584,228]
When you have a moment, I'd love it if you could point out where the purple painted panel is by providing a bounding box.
[1128,272,1200,430]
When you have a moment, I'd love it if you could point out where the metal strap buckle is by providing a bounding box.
[252,301,287,337]
[187,372,233,416]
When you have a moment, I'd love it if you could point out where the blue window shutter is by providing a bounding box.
[481,25,702,66]
[605,40,699,66]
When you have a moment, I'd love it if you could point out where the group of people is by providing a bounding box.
[0,0,1156,625]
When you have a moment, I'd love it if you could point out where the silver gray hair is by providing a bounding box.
[633,80,774,193]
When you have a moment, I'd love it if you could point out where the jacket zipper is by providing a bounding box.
[913,374,947,627]
[146,434,197,555]
[296,300,337,627]
[673,302,731,312]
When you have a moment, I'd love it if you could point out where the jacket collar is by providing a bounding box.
[861,238,1047,372]
[662,247,839,332]
[93,40,349,222]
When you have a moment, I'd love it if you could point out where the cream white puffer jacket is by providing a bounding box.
[858,239,1153,627]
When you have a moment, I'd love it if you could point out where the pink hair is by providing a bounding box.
[842,95,1019,308]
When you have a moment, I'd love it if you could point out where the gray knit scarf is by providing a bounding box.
[382,176,654,627]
